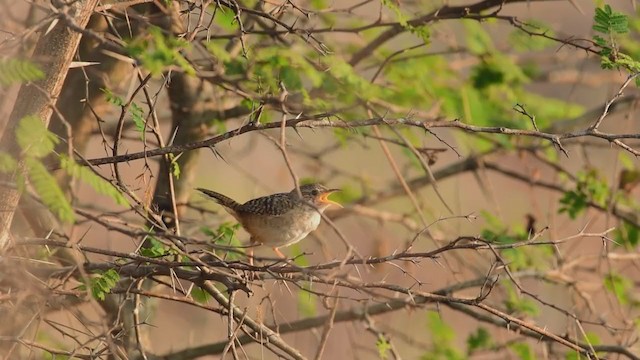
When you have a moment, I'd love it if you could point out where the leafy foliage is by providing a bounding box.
[420,311,464,360]
[88,269,120,301]
[614,221,639,248]
[102,88,147,139]
[59,155,128,206]
[466,327,493,354]
[559,170,609,219]
[0,58,44,86]
[503,282,539,317]
[26,157,75,223]
[591,4,640,79]
[604,272,637,306]
[0,151,17,173]
[202,222,243,260]
[592,5,628,35]
[126,26,195,76]
[190,286,213,304]
[375,334,392,360]
[139,237,170,258]
[510,342,534,360]
[16,115,59,158]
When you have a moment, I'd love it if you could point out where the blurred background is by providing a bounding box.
[2,0,640,359]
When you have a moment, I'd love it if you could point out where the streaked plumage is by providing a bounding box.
[197,184,341,250]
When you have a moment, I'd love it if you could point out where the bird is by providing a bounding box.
[197,183,341,260]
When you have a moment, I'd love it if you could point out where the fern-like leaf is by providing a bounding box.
[26,157,75,223]
[16,115,59,158]
[0,58,45,87]
[0,152,17,173]
[60,156,128,206]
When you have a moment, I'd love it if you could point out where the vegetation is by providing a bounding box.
[1,0,640,359]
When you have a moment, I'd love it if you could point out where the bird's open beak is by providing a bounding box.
[319,189,342,208]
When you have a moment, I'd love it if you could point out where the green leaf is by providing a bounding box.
[558,190,588,219]
[375,334,392,360]
[26,157,75,223]
[614,220,639,248]
[593,5,628,34]
[102,88,124,106]
[167,153,181,179]
[89,269,120,301]
[509,21,555,51]
[202,222,244,259]
[16,115,59,158]
[504,282,539,316]
[467,327,492,354]
[0,152,17,173]
[559,170,609,218]
[471,62,505,89]
[421,311,464,359]
[212,7,238,31]
[510,342,534,360]
[190,286,213,304]
[0,58,44,86]
[205,40,232,62]
[426,311,455,344]
[140,237,169,257]
[464,20,494,54]
[310,0,326,10]
[126,26,195,76]
[59,155,128,206]
[297,284,317,317]
[604,272,633,305]
[130,102,146,138]
[330,183,360,205]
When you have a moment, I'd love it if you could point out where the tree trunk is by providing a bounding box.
[0,0,99,252]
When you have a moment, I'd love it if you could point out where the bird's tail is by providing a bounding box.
[197,188,241,212]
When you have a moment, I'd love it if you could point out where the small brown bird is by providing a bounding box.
[197,183,341,259]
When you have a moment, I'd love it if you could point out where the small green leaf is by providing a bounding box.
[0,152,17,173]
[16,115,59,158]
[90,269,120,301]
[504,282,539,316]
[375,335,392,360]
[467,327,492,354]
[140,237,169,257]
[190,287,212,304]
[213,8,238,31]
[510,342,534,360]
[126,26,195,76]
[297,285,317,317]
[205,40,232,62]
[102,88,124,106]
[202,222,244,259]
[614,220,639,248]
[27,157,75,223]
[60,156,128,206]
[130,102,145,138]
[604,272,633,305]
[464,20,494,54]
[426,311,455,343]
[0,58,44,86]
[168,154,181,179]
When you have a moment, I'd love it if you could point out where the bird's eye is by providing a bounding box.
[311,189,319,196]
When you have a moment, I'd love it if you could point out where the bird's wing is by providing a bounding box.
[238,193,297,216]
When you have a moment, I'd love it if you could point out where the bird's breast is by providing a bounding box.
[242,209,322,248]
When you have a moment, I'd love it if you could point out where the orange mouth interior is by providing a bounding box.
[319,191,342,208]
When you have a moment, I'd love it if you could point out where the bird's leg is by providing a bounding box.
[247,247,254,266]
[272,247,286,260]
[247,237,258,267]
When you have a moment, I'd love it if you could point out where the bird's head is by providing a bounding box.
[293,183,342,210]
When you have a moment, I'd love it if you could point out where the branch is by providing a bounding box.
[79,115,640,168]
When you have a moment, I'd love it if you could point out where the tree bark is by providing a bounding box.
[0,0,99,252]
